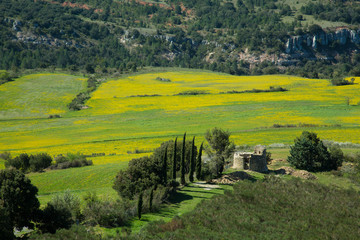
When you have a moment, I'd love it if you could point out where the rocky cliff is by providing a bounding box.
[285,28,360,54]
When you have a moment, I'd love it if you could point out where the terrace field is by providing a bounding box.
[1,69,360,206]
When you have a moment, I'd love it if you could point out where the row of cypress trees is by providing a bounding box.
[173,133,203,185]
[138,133,203,219]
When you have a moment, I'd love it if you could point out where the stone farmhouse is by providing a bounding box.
[232,145,268,172]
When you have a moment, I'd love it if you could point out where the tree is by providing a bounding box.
[85,64,95,74]
[172,137,177,180]
[175,5,182,15]
[113,156,162,199]
[0,168,40,230]
[288,131,339,172]
[205,128,231,156]
[162,146,168,185]
[5,153,30,172]
[181,133,186,185]
[329,145,344,171]
[189,137,195,182]
[196,142,203,180]
[205,128,235,176]
[149,187,154,212]
[0,205,14,239]
[137,192,143,220]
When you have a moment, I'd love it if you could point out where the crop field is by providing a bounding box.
[1,69,360,205]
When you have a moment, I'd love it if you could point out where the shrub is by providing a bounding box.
[29,225,99,240]
[50,191,82,223]
[50,153,92,170]
[39,203,73,234]
[0,71,12,85]
[82,192,135,227]
[29,153,52,172]
[330,77,355,86]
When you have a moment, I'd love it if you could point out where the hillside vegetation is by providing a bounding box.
[1,0,360,78]
[127,177,360,240]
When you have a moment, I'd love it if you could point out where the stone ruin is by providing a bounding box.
[232,145,268,172]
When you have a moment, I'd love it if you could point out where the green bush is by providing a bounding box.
[29,225,99,240]
[29,153,52,172]
[288,131,342,172]
[50,153,92,170]
[82,192,134,227]
[38,203,73,234]
[50,191,82,223]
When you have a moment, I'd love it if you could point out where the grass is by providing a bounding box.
[104,183,233,236]
[28,162,127,205]
[0,73,86,119]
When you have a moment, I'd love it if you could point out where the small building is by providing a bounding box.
[232,145,268,172]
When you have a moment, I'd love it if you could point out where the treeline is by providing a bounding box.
[301,0,360,24]
[0,152,92,172]
[68,76,101,111]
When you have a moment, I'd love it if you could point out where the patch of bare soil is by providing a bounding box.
[268,159,287,165]
[211,171,253,184]
[275,166,317,180]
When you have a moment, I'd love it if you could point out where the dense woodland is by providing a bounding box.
[0,0,360,78]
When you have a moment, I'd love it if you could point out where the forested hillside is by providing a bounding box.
[1,0,360,77]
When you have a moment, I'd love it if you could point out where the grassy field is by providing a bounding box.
[0,73,87,119]
[1,69,360,226]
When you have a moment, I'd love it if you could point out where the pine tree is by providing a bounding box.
[189,136,195,182]
[149,187,154,212]
[137,192,143,220]
[196,142,203,180]
[181,133,186,185]
[162,146,168,185]
[172,137,177,180]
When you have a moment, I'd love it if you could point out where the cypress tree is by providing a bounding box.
[138,191,143,220]
[181,133,186,185]
[149,187,154,212]
[189,136,195,182]
[196,142,203,180]
[172,137,177,180]
[162,146,168,185]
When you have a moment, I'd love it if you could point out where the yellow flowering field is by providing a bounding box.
[1,70,359,204]
[1,70,360,163]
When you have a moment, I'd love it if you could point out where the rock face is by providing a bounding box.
[285,28,360,53]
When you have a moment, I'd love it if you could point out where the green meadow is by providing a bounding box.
[1,69,360,231]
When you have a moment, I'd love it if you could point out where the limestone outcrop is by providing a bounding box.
[285,28,360,54]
